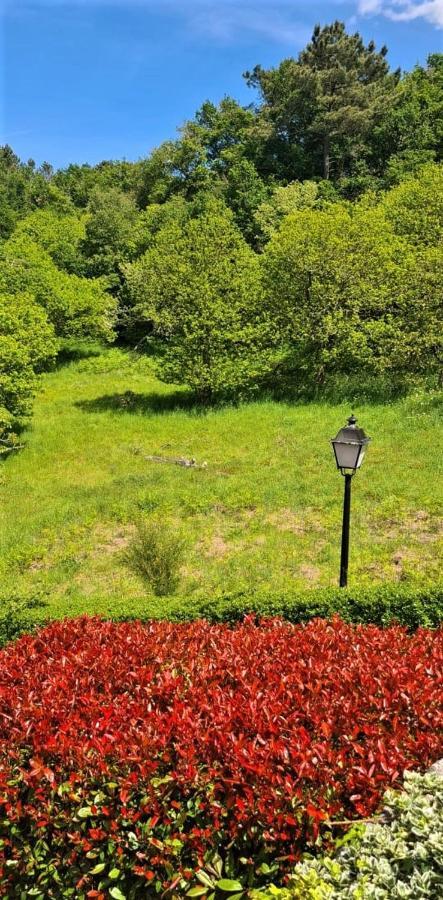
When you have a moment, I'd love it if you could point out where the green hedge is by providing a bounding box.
[1,581,442,648]
[132,581,443,629]
[0,595,47,647]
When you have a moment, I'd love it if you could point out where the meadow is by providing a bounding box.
[1,346,442,623]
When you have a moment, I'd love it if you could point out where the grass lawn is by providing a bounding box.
[1,347,442,621]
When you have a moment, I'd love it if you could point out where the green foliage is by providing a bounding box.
[381,162,443,246]
[246,22,397,182]
[0,291,57,437]
[0,145,71,239]
[53,159,140,208]
[254,772,443,899]
[81,186,139,277]
[384,149,436,186]
[262,167,443,389]
[224,159,269,244]
[191,96,256,172]
[125,519,184,596]
[2,580,443,641]
[146,581,443,630]
[254,180,319,246]
[130,196,190,258]
[135,97,255,208]
[0,232,116,340]
[373,54,443,178]
[14,208,86,274]
[125,199,277,400]
[262,202,403,385]
[0,593,47,648]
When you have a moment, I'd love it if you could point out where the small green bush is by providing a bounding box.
[125,519,184,596]
[0,593,47,647]
[254,771,443,898]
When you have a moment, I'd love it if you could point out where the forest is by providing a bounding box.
[1,21,442,445]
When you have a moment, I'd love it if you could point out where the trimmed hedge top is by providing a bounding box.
[1,580,443,648]
[152,581,443,629]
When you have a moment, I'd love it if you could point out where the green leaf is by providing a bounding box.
[186,889,207,897]
[109,889,126,900]
[196,870,215,888]
[89,863,106,875]
[109,867,121,879]
[215,880,244,893]
[77,807,93,818]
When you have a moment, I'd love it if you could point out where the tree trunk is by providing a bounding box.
[323,134,330,180]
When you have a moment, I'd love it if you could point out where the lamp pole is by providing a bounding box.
[340,473,352,588]
[331,414,371,590]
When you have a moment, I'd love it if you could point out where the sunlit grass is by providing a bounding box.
[1,347,442,620]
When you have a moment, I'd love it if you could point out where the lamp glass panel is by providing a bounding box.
[356,447,366,469]
[334,441,361,470]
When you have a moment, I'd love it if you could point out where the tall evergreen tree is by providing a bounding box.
[246,21,398,180]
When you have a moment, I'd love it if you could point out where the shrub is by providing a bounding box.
[0,616,442,896]
[0,291,57,439]
[0,593,47,646]
[125,520,184,595]
[149,581,443,630]
[255,771,443,898]
[1,582,442,646]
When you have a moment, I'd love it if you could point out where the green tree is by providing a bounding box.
[372,53,443,180]
[262,201,409,387]
[381,162,443,247]
[395,246,443,385]
[0,145,72,238]
[81,187,138,278]
[125,200,276,400]
[14,209,87,274]
[224,159,269,245]
[191,97,256,171]
[254,180,319,246]
[246,21,398,181]
[53,159,140,208]
[130,196,190,259]
[0,233,116,341]
[0,292,57,439]
[135,138,212,208]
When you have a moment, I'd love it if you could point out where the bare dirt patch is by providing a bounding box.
[203,534,229,559]
[372,509,443,546]
[266,507,324,534]
[91,525,136,559]
[299,564,321,582]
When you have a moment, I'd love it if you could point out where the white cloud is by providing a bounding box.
[187,5,311,46]
[358,0,443,27]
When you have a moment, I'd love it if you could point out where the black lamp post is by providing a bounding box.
[331,415,371,588]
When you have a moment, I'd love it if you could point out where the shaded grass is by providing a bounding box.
[0,347,442,621]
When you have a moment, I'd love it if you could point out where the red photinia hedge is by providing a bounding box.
[0,616,442,897]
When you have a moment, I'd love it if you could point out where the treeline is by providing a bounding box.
[1,23,442,437]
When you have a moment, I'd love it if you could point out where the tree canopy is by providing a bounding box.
[0,22,442,426]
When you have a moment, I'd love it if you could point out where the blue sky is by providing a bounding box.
[2,0,442,169]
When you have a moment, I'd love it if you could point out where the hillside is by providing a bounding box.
[1,347,442,621]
